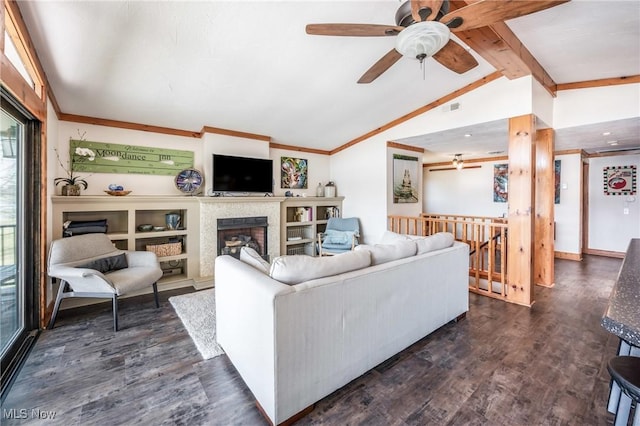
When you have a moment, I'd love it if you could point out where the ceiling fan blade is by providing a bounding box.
[432,40,479,74]
[442,0,569,32]
[411,0,443,22]
[306,23,404,37]
[358,49,403,84]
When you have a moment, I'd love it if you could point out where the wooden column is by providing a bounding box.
[534,128,555,287]
[506,114,536,307]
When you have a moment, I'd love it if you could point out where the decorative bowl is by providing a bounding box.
[152,226,166,232]
[105,190,132,196]
[137,224,153,232]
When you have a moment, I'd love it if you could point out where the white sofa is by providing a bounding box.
[215,234,469,425]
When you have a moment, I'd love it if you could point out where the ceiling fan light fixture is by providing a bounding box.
[395,21,450,61]
[453,153,463,170]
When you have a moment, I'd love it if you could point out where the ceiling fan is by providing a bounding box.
[306,0,568,84]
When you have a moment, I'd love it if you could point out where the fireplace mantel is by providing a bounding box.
[198,196,287,204]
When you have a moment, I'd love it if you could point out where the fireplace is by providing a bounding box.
[217,216,268,261]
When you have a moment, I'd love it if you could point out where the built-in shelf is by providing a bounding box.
[51,196,200,287]
[280,197,344,256]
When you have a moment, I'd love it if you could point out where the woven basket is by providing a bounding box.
[146,241,182,257]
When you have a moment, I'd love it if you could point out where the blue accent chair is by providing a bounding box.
[317,217,360,256]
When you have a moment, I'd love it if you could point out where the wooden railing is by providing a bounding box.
[388,214,509,302]
[0,224,17,285]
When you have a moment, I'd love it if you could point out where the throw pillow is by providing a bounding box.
[269,250,371,285]
[77,253,128,274]
[323,229,353,245]
[321,229,357,249]
[240,246,270,274]
[355,240,417,265]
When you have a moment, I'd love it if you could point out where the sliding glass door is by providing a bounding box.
[1,91,40,399]
[0,107,21,357]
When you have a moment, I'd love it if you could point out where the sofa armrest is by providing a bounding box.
[214,255,292,424]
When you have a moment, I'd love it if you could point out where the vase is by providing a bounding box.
[324,182,336,198]
[316,183,324,197]
[165,213,181,230]
[62,184,81,196]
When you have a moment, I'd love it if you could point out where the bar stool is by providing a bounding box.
[608,356,640,426]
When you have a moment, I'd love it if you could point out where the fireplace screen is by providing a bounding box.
[217,216,268,261]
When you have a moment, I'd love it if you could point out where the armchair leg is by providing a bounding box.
[48,280,68,330]
[152,282,159,308]
[112,295,119,332]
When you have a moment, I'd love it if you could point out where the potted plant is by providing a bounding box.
[54,143,95,196]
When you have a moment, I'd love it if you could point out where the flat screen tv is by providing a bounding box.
[212,154,273,194]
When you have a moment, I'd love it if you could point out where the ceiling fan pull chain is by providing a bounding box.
[418,53,427,80]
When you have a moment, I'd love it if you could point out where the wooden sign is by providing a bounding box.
[69,139,194,176]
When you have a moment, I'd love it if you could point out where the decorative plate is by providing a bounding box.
[175,168,204,194]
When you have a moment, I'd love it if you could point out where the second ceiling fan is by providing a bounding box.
[306,0,568,84]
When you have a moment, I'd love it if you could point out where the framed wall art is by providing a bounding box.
[281,157,308,189]
[393,154,419,203]
[493,163,508,203]
[603,165,637,195]
[554,159,561,204]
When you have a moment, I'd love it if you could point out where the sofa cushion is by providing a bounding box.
[408,232,455,254]
[355,240,417,265]
[77,253,128,274]
[269,250,371,285]
[240,246,270,274]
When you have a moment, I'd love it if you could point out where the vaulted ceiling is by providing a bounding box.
[16,0,640,158]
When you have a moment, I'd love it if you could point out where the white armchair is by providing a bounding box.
[48,233,163,331]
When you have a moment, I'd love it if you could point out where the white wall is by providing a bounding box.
[45,99,59,306]
[554,153,582,255]
[382,75,534,140]
[531,78,554,128]
[588,154,640,252]
[330,138,387,244]
[554,84,640,129]
[423,159,509,218]
[46,100,59,243]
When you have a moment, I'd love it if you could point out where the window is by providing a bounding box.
[3,3,45,99]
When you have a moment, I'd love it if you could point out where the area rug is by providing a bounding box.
[169,288,225,360]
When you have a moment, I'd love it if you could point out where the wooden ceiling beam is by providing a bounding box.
[449,0,558,97]
[557,75,640,91]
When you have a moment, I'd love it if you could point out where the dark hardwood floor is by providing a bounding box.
[1,255,624,425]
